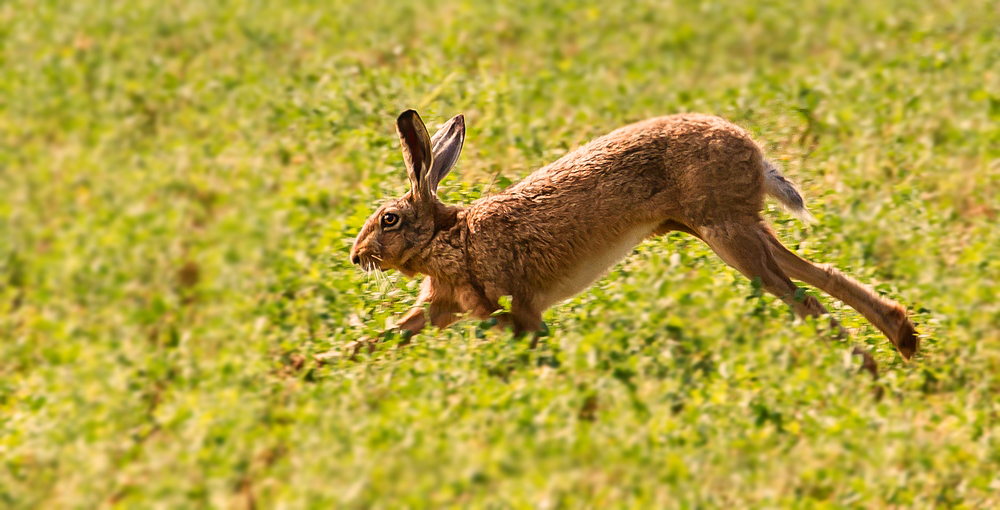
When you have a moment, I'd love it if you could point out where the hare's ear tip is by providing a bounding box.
[397,109,420,121]
[455,114,465,125]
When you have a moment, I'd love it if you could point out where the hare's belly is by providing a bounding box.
[535,222,659,310]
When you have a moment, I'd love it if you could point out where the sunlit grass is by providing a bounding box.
[2,0,999,507]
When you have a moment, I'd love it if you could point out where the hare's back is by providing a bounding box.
[495,113,763,221]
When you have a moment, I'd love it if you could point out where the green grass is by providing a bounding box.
[2,0,1000,507]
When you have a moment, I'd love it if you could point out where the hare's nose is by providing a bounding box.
[351,253,361,265]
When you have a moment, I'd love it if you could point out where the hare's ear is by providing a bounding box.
[396,110,434,199]
[428,114,465,193]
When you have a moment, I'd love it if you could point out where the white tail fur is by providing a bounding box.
[762,159,816,224]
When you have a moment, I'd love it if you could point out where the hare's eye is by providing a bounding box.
[381,213,399,227]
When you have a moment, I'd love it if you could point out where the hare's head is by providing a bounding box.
[350,110,465,274]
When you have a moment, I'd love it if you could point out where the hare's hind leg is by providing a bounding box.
[760,230,918,360]
[697,221,835,323]
[653,219,702,239]
[697,221,878,377]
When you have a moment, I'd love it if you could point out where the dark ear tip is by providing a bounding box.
[397,109,420,123]
[455,114,465,125]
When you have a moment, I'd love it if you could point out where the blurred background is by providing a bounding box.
[2,0,999,507]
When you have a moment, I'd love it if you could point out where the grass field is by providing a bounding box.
[3,0,1000,507]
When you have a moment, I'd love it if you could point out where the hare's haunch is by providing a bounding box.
[350,110,918,364]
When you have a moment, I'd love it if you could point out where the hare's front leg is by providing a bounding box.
[346,278,462,359]
[392,277,463,340]
[394,300,463,339]
[488,298,544,348]
[511,302,543,338]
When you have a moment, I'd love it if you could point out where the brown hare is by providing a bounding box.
[350,110,919,364]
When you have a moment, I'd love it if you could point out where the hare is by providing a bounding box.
[350,110,919,363]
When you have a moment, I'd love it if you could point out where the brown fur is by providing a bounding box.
[350,110,919,362]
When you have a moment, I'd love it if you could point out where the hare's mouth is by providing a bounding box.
[350,245,384,273]
[358,257,382,273]
[356,253,387,273]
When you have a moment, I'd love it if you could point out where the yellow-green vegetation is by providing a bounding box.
[3,0,1000,507]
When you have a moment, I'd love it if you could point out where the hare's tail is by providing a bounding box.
[762,159,816,224]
